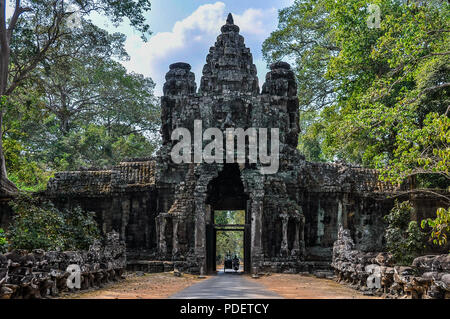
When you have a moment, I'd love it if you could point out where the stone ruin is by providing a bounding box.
[0,231,126,299]
[332,227,450,298]
[0,15,445,278]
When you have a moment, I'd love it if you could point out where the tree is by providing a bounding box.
[262,0,338,112]
[262,0,338,162]
[33,20,129,135]
[1,17,160,185]
[264,0,449,194]
[421,207,450,247]
[384,201,426,265]
[36,54,160,170]
[0,228,7,253]
[214,211,245,263]
[1,87,53,191]
[0,0,152,195]
[7,193,100,251]
[22,18,161,170]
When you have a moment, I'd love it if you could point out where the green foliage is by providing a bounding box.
[214,211,245,262]
[264,0,449,190]
[297,109,327,162]
[7,194,100,251]
[3,17,160,190]
[2,90,53,191]
[384,201,426,265]
[3,138,53,192]
[0,228,8,253]
[214,210,245,225]
[28,20,160,170]
[1,1,156,192]
[421,207,450,246]
[46,123,158,171]
[216,231,244,263]
[379,112,449,184]
[263,0,338,162]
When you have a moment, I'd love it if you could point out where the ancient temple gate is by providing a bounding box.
[41,14,411,276]
[156,14,307,275]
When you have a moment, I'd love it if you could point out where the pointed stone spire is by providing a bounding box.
[200,13,258,96]
[221,13,239,33]
[226,13,234,25]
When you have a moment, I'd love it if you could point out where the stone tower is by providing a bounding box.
[157,14,312,274]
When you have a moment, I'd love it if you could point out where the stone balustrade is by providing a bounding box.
[331,227,450,299]
[0,232,126,299]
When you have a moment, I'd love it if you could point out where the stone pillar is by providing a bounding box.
[292,218,300,255]
[172,217,179,257]
[192,165,221,275]
[194,171,212,275]
[342,193,349,229]
[241,169,265,276]
[120,198,130,241]
[280,213,289,257]
[159,216,167,256]
[194,194,206,274]
[251,198,263,255]
[299,214,306,256]
[250,197,263,276]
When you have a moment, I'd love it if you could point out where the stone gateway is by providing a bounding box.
[31,15,442,276]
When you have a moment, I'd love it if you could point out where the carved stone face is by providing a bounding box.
[213,98,250,130]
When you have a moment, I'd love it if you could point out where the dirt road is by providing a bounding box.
[64,272,376,299]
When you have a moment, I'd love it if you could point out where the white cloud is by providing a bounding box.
[234,8,277,37]
[122,2,277,96]
[172,2,225,35]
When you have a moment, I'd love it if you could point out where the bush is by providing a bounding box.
[421,207,450,247]
[7,194,100,251]
[0,228,8,253]
[384,201,427,265]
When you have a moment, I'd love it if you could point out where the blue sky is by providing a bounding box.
[90,0,294,96]
[6,1,293,96]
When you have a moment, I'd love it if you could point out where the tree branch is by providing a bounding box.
[389,189,450,205]
[0,0,8,50]
[7,0,32,41]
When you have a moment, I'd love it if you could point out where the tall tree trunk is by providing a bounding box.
[0,111,17,196]
[0,0,18,196]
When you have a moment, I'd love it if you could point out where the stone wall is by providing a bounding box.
[0,232,126,299]
[47,160,156,196]
[45,160,159,259]
[49,192,158,258]
[331,227,450,299]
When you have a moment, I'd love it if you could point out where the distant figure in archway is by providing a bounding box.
[232,255,240,272]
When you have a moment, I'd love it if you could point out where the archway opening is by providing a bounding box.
[205,164,250,274]
[215,210,245,273]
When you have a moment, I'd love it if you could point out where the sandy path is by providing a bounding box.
[256,273,379,299]
[63,272,204,299]
[63,272,378,299]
